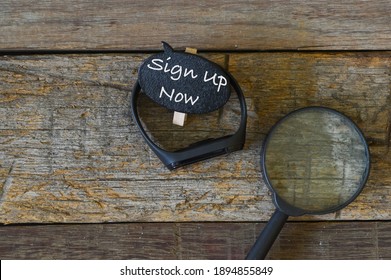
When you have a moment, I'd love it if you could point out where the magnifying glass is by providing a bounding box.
[246,106,370,260]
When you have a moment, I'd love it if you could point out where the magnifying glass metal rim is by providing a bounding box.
[260,106,371,216]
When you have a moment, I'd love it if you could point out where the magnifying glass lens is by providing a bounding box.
[264,108,369,213]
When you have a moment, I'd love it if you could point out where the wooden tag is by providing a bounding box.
[138,42,231,116]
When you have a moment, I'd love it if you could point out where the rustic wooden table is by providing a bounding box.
[0,0,390,259]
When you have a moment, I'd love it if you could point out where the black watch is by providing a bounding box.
[131,71,247,170]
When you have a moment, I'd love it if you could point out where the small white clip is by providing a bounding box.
[172,47,198,126]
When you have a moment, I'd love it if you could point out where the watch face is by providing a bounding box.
[138,42,231,114]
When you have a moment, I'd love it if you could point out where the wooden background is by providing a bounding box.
[0,0,390,259]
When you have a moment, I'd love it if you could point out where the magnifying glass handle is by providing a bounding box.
[246,210,289,260]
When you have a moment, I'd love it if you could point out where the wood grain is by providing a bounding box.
[0,222,389,259]
[0,52,390,224]
[1,0,391,51]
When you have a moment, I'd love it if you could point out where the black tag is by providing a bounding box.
[138,42,231,114]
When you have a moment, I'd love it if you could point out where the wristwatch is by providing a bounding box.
[131,71,247,170]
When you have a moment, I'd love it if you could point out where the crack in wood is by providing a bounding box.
[0,162,15,204]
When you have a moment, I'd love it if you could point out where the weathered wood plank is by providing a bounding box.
[0,52,390,224]
[1,0,391,51]
[0,222,389,259]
